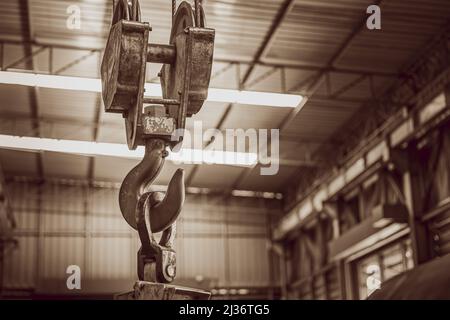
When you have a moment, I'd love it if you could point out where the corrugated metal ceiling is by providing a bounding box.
[0,0,449,192]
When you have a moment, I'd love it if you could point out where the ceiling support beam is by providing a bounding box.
[287,22,450,216]
[240,0,295,86]
[280,0,385,132]
[87,95,102,185]
[0,39,398,78]
[228,0,385,193]
[329,74,367,99]
[4,45,47,70]
[18,0,43,180]
[186,0,295,186]
[87,6,109,185]
[53,49,97,75]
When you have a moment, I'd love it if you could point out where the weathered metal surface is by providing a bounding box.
[143,98,180,105]
[142,105,176,137]
[161,2,215,127]
[147,43,176,64]
[101,1,214,150]
[118,139,185,232]
[101,19,149,150]
[100,0,214,290]
[136,191,177,283]
[142,116,176,136]
[115,281,211,300]
[101,20,149,114]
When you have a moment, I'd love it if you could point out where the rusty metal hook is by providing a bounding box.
[119,138,185,233]
[136,192,176,255]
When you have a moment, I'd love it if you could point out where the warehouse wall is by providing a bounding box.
[278,85,450,300]
[2,177,281,298]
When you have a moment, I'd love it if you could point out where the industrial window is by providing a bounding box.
[356,238,413,299]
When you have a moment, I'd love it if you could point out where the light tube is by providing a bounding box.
[0,134,257,167]
[0,71,302,108]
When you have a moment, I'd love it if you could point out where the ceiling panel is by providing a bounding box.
[279,139,320,162]
[38,88,97,122]
[0,149,38,176]
[283,99,360,140]
[29,0,109,49]
[47,48,100,78]
[237,164,298,192]
[221,104,290,130]
[0,84,33,115]
[0,0,23,39]
[204,0,285,61]
[243,65,282,92]
[335,0,450,72]
[209,62,243,90]
[93,155,139,182]
[190,164,245,189]
[40,122,93,141]
[0,0,447,194]
[96,123,126,144]
[0,118,33,137]
[42,151,89,178]
[264,0,374,66]
[185,101,229,131]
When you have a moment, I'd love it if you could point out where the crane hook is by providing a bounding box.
[119,138,185,232]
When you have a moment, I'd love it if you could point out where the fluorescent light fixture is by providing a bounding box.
[0,71,302,108]
[0,134,257,166]
[0,71,102,93]
[207,88,302,107]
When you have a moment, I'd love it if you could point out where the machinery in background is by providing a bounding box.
[100,0,214,300]
[369,253,450,299]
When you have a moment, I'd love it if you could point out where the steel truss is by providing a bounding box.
[288,23,450,213]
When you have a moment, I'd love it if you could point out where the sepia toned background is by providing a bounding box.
[0,0,450,299]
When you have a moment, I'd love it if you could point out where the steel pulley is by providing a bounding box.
[100,0,215,284]
[101,0,214,150]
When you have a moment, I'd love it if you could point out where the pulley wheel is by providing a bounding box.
[102,0,147,150]
[169,1,206,42]
[112,0,141,25]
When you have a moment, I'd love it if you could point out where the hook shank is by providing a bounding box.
[119,139,166,229]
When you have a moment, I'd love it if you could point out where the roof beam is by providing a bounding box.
[18,0,43,180]
[228,0,385,192]
[240,0,295,86]
[0,39,397,77]
[87,5,109,185]
[186,0,295,186]
[279,0,385,132]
